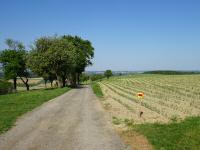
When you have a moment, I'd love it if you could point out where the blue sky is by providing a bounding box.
[0,0,200,71]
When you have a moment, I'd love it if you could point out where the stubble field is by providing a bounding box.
[99,74,200,124]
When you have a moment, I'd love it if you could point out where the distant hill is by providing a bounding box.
[144,70,200,75]
[85,71,143,75]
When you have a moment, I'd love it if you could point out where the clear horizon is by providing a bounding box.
[85,70,200,72]
[0,0,200,71]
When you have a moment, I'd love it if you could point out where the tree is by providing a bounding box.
[28,36,73,87]
[63,35,94,86]
[0,80,12,94]
[27,51,56,88]
[0,39,29,91]
[90,74,104,81]
[80,73,90,84]
[104,70,113,79]
[28,35,94,88]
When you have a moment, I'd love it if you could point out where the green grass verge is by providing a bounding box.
[0,87,70,134]
[133,117,200,150]
[91,82,103,98]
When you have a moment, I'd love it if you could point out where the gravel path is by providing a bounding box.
[0,86,130,150]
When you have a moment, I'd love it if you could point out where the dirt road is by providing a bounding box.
[0,86,130,150]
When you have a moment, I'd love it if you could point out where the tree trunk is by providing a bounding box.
[77,73,80,85]
[62,76,66,87]
[69,73,77,88]
[50,81,53,87]
[25,78,29,91]
[13,77,17,91]
[72,74,77,87]
[20,77,29,91]
[62,80,65,87]
[25,83,29,91]
[44,80,47,88]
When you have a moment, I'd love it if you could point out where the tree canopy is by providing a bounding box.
[0,39,29,91]
[104,70,113,79]
[28,35,94,87]
[0,35,94,91]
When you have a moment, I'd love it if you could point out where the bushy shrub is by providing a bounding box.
[0,80,12,95]
[80,73,90,83]
[90,74,104,81]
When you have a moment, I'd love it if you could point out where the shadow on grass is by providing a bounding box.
[44,88,58,91]
[68,84,87,89]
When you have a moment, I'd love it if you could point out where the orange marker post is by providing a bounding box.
[136,92,144,99]
[136,92,144,117]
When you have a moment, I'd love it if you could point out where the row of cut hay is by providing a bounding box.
[100,83,168,123]
[103,81,188,119]
[120,78,200,114]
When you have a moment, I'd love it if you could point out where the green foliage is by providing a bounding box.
[90,74,104,81]
[112,116,123,125]
[91,82,103,98]
[0,80,12,94]
[0,49,27,80]
[0,39,29,90]
[0,71,4,79]
[5,38,25,50]
[27,36,69,87]
[104,70,113,79]
[170,115,179,123]
[124,118,135,127]
[80,73,90,83]
[0,87,70,134]
[28,35,94,87]
[144,70,200,75]
[134,117,200,150]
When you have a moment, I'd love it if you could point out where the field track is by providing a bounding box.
[0,86,129,150]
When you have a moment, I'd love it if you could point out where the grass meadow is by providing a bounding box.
[0,87,70,134]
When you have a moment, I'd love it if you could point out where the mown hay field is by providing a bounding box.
[99,74,200,123]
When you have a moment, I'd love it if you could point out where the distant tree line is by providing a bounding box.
[80,70,113,83]
[0,35,94,91]
[144,70,200,75]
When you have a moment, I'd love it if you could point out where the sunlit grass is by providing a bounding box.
[0,87,70,134]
